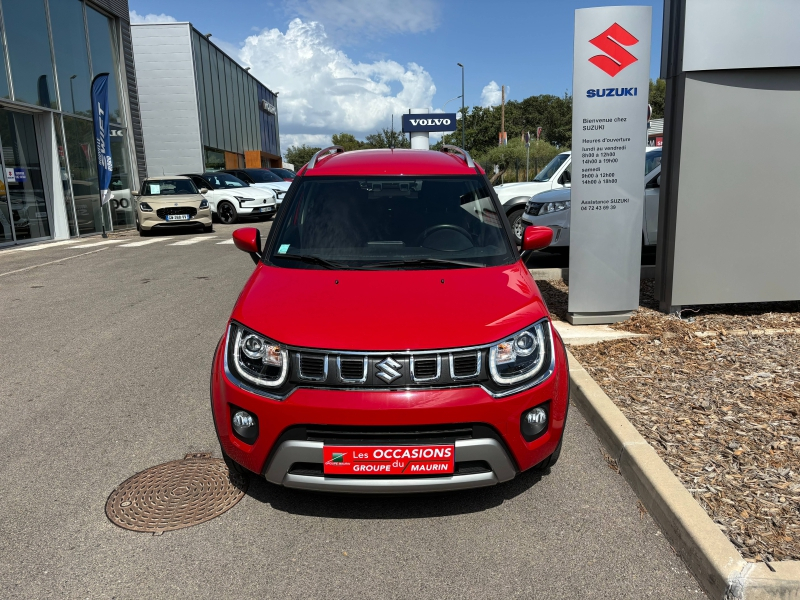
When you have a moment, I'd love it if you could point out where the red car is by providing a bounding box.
[211,145,569,493]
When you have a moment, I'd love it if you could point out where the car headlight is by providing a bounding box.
[139,201,153,212]
[540,200,570,214]
[228,323,288,388]
[275,191,286,199]
[234,196,255,205]
[199,199,209,209]
[489,320,549,385]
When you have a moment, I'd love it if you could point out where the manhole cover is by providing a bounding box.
[105,453,247,533]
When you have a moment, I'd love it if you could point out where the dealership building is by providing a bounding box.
[0,0,146,247]
[131,22,281,177]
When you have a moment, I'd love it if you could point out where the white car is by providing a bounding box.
[222,168,291,205]
[494,152,573,244]
[185,172,277,225]
[520,148,663,248]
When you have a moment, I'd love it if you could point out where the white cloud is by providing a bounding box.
[288,0,440,42]
[129,10,176,24]
[240,19,436,150]
[480,81,509,107]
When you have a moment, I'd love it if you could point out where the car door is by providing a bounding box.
[643,166,661,245]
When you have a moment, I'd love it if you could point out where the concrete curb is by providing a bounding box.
[567,350,800,600]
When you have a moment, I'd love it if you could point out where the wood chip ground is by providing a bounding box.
[540,279,800,562]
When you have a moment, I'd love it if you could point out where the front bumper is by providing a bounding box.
[211,329,569,493]
[141,209,212,229]
[522,211,570,246]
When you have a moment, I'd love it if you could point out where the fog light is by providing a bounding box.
[231,408,259,443]
[521,405,548,441]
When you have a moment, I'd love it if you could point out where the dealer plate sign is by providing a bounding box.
[323,445,455,476]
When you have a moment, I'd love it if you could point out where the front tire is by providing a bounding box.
[203,224,213,233]
[217,201,238,225]
[508,208,525,245]
[139,226,151,237]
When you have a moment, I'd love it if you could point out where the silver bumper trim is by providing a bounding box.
[263,438,517,493]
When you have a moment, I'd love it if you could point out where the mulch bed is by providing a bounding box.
[541,278,800,562]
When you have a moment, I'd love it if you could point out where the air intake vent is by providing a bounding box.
[299,354,326,381]
[411,356,439,382]
[451,352,480,379]
[339,357,367,382]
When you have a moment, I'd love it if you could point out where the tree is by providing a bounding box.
[331,132,366,151]
[364,127,410,149]
[473,137,561,184]
[649,79,666,119]
[284,144,320,168]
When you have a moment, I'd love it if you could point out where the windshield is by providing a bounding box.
[142,179,198,196]
[269,176,515,270]
[645,150,662,175]
[245,169,283,183]
[203,172,249,188]
[532,153,570,182]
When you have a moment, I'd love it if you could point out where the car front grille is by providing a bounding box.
[298,354,326,380]
[156,206,197,218]
[305,423,475,443]
[452,352,480,378]
[339,356,367,381]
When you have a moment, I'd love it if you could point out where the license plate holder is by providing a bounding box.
[165,214,189,221]
[323,444,455,476]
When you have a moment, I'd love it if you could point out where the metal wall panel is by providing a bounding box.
[131,24,203,176]
[120,20,147,183]
[668,69,800,305]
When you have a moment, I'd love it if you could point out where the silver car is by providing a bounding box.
[521,148,662,247]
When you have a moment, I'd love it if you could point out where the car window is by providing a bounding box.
[532,153,570,182]
[271,168,295,179]
[269,176,515,270]
[203,172,249,188]
[645,150,662,175]
[244,169,283,183]
[141,179,198,196]
[191,176,210,190]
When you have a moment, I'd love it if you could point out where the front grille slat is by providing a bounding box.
[338,356,367,382]
[298,354,327,381]
[451,351,480,379]
[156,206,197,218]
[305,424,473,442]
[410,355,440,382]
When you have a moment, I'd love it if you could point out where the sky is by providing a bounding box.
[129,0,664,150]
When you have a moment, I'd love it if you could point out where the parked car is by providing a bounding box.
[212,145,569,494]
[521,148,663,248]
[494,152,573,244]
[268,167,296,182]
[222,168,291,205]
[134,176,212,236]
[183,172,277,224]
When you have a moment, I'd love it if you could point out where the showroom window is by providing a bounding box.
[205,148,225,171]
[2,0,57,108]
[49,0,93,117]
[86,5,122,124]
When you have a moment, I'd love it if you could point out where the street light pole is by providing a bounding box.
[457,63,465,149]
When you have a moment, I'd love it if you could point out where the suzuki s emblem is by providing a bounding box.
[376,357,402,383]
[589,23,638,77]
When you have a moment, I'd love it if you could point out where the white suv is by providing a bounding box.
[185,172,277,225]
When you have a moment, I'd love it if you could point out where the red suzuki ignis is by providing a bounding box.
[211,145,569,493]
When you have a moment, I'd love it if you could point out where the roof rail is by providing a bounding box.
[439,145,475,168]
[307,145,345,169]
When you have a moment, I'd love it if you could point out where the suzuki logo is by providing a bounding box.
[588,23,638,77]
[376,357,402,383]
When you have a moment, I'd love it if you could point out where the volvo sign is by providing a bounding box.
[567,6,651,325]
[401,113,457,133]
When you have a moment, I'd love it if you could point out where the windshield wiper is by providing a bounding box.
[274,254,366,270]
[362,257,483,269]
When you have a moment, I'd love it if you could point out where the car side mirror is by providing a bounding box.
[559,171,571,185]
[232,227,262,264]
[656,174,661,187]
[199,187,208,194]
[521,225,553,252]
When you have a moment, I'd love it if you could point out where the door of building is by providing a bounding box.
[0,108,50,246]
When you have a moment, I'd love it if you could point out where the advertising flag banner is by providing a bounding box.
[90,73,113,206]
[567,6,651,324]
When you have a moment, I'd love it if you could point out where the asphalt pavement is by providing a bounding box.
[0,223,704,599]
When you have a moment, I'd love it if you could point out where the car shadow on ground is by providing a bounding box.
[243,466,549,519]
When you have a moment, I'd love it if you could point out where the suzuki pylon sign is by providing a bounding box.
[567,6,652,325]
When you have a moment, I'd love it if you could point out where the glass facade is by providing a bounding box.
[190,29,280,171]
[2,0,57,108]
[0,0,136,246]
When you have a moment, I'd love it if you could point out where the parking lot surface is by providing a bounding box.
[0,223,704,599]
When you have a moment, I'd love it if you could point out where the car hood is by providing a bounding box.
[494,180,554,203]
[251,181,291,192]
[531,187,571,202]
[231,260,549,351]
[221,187,275,200]
[138,195,205,206]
